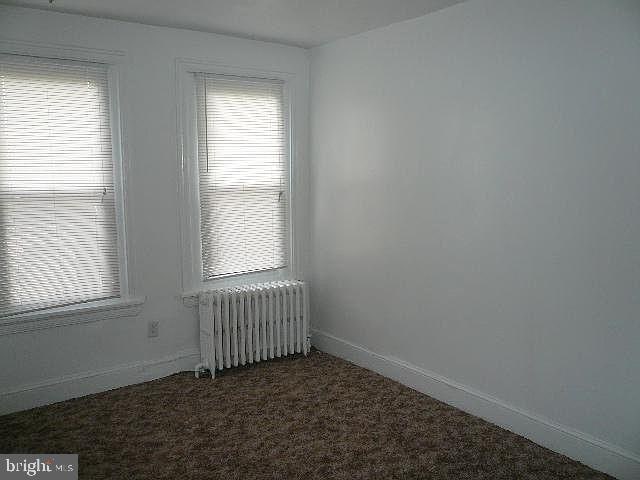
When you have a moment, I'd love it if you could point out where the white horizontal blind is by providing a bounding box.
[0,54,121,316]
[195,73,289,279]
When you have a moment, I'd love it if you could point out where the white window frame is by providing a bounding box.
[0,40,142,334]
[176,59,298,296]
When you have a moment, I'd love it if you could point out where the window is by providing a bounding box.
[0,53,123,317]
[194,73,289,280]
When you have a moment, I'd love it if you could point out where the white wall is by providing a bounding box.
[2,0,639,476]
[309,0,640,477]
[0,5,309,410]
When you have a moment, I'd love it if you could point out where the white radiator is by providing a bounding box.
[197,280,309,378]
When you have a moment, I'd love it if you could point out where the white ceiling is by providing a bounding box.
[1,0,467,48]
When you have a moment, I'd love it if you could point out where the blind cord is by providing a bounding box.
[203,79,210,173]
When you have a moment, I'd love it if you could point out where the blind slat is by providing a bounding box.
[0,54,121,316]
[195,73,289,279]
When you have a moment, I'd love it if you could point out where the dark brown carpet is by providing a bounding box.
[0,350,612,479]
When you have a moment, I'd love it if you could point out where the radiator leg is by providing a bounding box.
[195,363,215,379]
[194,363,206,378]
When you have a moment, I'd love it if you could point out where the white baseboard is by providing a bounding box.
[0,348,200,415]
[312,329,640,480]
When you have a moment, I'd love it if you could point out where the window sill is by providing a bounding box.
[0,297,146,336]
[182,268,294,308]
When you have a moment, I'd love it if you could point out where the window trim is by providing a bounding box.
[176,59,298,294]
[0,39,140,324]
[0,297,145,336]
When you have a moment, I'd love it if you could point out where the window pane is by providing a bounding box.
[0,54,120,316]
[195,74,288,279]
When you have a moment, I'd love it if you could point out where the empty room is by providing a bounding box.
[0,0,638,478]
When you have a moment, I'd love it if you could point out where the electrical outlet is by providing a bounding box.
[148,320,159,338]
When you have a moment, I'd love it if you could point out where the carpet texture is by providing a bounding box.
[1,350,612,479]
